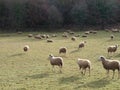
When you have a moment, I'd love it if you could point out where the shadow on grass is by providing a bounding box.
[28,73,49,79]
[59,75,80,84]
[70,49,79,54]
[114,54,120,58]
[75,77,110,89]
[9,53,25,57]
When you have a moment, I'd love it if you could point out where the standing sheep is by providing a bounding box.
[59,47,67,54]
[99,56,120,79]
[107,44,118,55]
[48,54,63,72]
[77,58,91,76]
[23,45,29,52]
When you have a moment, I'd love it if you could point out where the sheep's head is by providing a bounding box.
[98,56,106,61]
[84,41,87,43]
[48,54,54,59]
[115,44,119,48]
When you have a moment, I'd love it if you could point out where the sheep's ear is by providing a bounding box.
[49,54,53,57]
[99,56,105,60]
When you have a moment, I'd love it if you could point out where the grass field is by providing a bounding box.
[0,30,120,90]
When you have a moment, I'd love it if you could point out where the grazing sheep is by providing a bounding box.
[110,35,114,40]
[84,31,90,35]
[28,34,33,38]
[46,35,50,38]
[69,31,75,35]
[99,56,120,79]
[23,45,29,52]
[17,31,22,34]
[71,36,76,41]
[66,30,72,33]
[62,34,68,38]
[82,35,87,37]
[47,39,53,43]
[92,31,97,34]
[48,54,63,72]
[41,34,46,38]
[52,34,57,37]
[112,29,119,33]
[75,34,80,37]
[34,34,42,39]
[107,44,118,54]
[59,47,67,54]
[77,58,91,76]
[78,41,86,49]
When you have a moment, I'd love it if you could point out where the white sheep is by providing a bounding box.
[59,47,67,54]
[23,45,29,52]
[48,54,63,72]
[77,58,91,76]
[107,44,118,54]
[84,31,90,35]
[28,34,33,38]
[47,39,53,43]
[99,56,120,79]
[34,34,42,39]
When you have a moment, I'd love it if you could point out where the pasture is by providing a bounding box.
[0,30,120,90]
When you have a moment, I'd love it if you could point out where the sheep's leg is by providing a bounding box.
[106,70,109,77]
[59,66,62,73]
[81,68,84,75]
[112,70,115,79]
[118,70,120,79]
[88,68,90,76]
[52,65,55,72]
[83,69,86,75]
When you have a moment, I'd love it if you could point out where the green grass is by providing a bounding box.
[0,30,120,90]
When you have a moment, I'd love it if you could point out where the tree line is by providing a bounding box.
[0,0,120,31]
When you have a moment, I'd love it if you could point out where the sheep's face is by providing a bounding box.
[98,56,105,61]
[115,44,119,48]
[48,54,54,60]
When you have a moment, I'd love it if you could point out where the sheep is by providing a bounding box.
[69,31,75,35]
[78,41,86,49]
[82,35,87,38]
[92,31,97,34]
[77,58,91,76]
[107,44,118,54]
[112,29,119,33]
[62,34,68,38]
[52,34,57,37]
[17,31,22,34]
[110,34,114,40]
[41,34,46,38]
[48,54,63,72]
[59,47,67,54]
[47,39,53,43]
[34,34,42,39]
[23,45,29,52]
[84,31,90,35]
[98,56,120,79]
[75,34,80,37]
[28,34,33,38]
[46,35,50,38]
[71,36,76,41]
